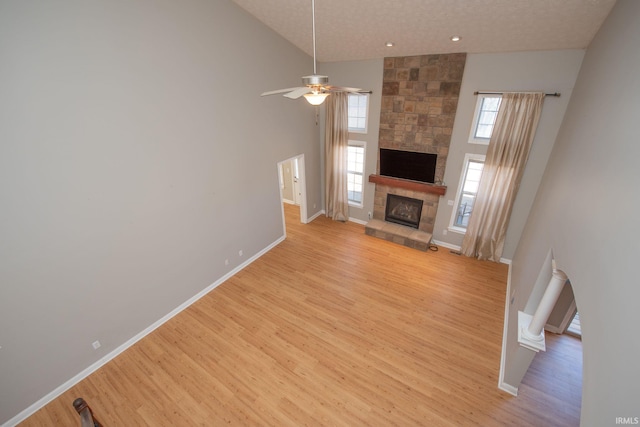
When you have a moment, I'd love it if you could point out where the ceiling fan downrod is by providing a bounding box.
[260,0,364,104]
[311,0,318,76]
[303,0,328,87]
[303,0,329,104]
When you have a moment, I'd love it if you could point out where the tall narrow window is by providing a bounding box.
[449,154,485,232]
[348,93,369,133]
[469,95,501,144]
[347,141,365,206]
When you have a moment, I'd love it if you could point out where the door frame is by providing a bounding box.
[279,159,296,205]
[292,158,302,206]
[277,154,308,232]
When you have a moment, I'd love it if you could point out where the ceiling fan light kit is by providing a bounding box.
[260,0,366,106]
[304,92,330,105]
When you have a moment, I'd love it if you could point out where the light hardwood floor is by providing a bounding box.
[20,203,581,426]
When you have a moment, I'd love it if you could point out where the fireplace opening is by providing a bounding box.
[385,194,423,229]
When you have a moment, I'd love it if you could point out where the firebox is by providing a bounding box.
[385,194,423,229]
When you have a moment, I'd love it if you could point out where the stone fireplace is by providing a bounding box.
[365,53,466,250]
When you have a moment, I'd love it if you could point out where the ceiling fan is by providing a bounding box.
[261,0,366,105]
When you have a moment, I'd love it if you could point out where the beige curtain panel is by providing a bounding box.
[462,92,545,261]
[324,92,350,221]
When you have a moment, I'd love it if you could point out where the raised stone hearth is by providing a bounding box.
[365,182,437,251]
[365,219,432,251]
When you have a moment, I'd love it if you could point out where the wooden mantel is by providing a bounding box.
[368,174,447,196]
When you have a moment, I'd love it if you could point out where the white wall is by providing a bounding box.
[432,50,585,259]
[504,1,640,425]
[319,59,384,222]
[0,1,320,423]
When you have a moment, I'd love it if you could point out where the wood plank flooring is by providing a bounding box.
[19,203,581,426]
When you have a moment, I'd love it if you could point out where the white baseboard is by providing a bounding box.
[543,325,564,334]
[307,209,325,222]
[432,240,512,265]
[431,239,461,251]
[307,210,367,225]
[3,235,286,427]
[349,217,368,225]
[498,381,519,396]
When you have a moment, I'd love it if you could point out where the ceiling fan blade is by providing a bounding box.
[324,85,365,93]
[261,87,305,97]
[283,87,313,99]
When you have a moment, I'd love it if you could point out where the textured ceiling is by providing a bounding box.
[231,0,616,62]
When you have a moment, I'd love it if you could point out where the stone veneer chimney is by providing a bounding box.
[373,53,466,235]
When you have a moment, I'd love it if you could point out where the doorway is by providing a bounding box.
[566,311,582,337]
[520,272,583,422]
[544,279,581,339]
[278,155,308,234]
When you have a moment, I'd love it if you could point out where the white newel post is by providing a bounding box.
[518,269,568,352]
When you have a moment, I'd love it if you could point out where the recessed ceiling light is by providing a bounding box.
[450,36,461,42]
[385,42,395,47]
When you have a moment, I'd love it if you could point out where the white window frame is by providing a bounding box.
[468,94,501,145]
[347,140,366,208]
[448,153,485,234]
[348,93,369,134]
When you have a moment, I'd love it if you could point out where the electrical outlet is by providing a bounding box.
[447,199,454,206]
[224,259,229,266]
[92,340,101,350]
[368,212,372,219]
[442,229,448,235]
[313,204,316,209]
[238,250,243,257]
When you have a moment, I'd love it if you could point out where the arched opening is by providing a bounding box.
[519,276,583,424]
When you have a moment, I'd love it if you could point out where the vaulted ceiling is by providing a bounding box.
[231,0,616,62]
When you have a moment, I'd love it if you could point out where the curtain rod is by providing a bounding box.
[474,91,561,97]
